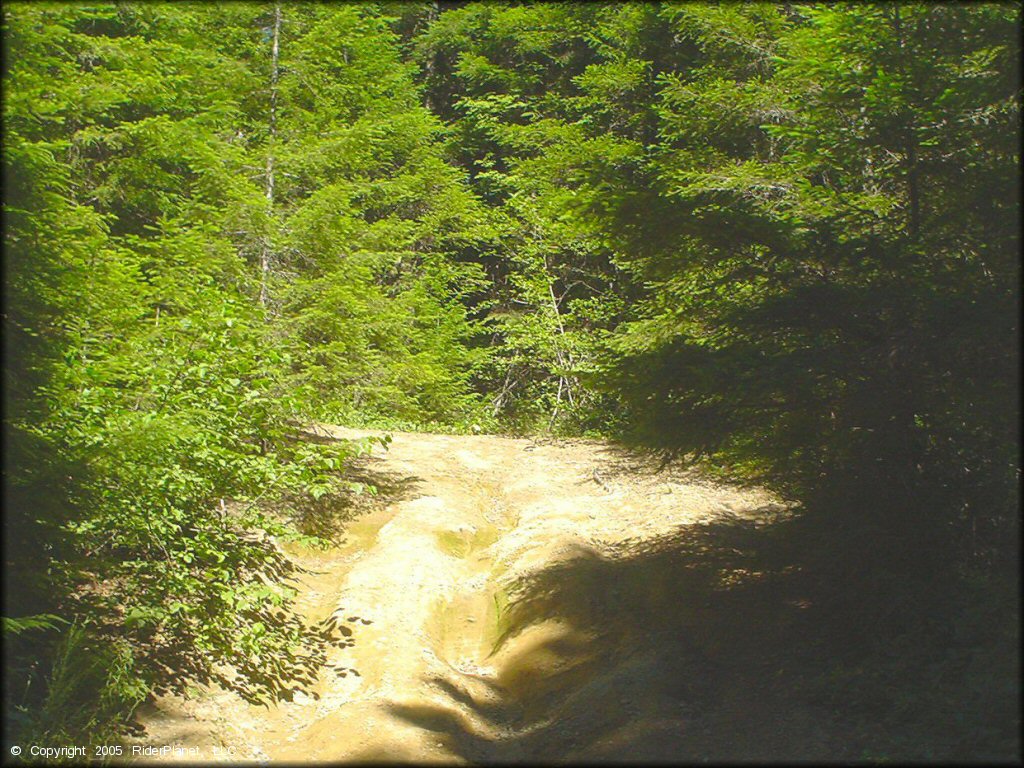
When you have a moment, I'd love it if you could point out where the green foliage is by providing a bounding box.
[2,0,405,747]
[243,4,496,426]
[598,4,1020,560]
[412,2,654,430]
[2,1,1018,760]
[6,623,149,757]
[1,615,68,636]
[410,3,1019,756]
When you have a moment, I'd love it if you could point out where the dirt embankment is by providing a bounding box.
[132,429,836,763]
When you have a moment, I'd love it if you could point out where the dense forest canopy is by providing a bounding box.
[2,1,1019,759]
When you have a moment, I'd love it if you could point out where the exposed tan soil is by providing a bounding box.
[129,428,836,763]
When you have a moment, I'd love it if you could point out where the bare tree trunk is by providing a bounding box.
[891,6,921,241]
[544,258,576,429]
[423,1,440,111]
[259,3,281,309]
[491,364,517,416]
[549,374,565,430]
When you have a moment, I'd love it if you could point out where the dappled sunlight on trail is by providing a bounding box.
[133,429,839,763]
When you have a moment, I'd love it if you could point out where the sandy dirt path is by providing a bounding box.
[131,428,813,763]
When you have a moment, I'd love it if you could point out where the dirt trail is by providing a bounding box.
[132,428,825,763]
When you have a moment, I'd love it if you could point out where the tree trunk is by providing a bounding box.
[423,1,440,112]
[891,6,921,241]
[259,3,281,309]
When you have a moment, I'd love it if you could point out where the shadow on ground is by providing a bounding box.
[388,509,1019,763]
[286,462,423,544]
[381,512,840,763]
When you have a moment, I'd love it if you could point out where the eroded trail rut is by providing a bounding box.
[135,429,810,763]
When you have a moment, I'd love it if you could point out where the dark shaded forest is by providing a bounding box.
[2,2,1020,762]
